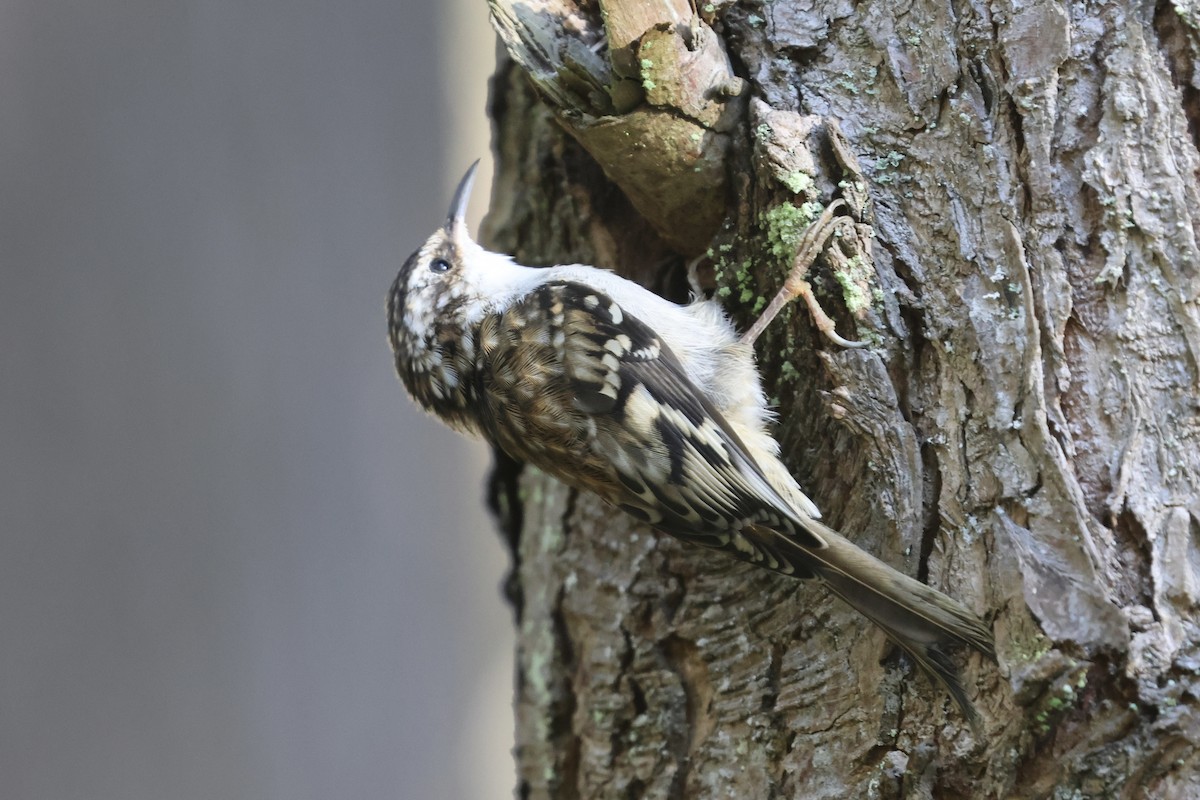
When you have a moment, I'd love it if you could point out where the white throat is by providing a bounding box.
[456,237,549,323]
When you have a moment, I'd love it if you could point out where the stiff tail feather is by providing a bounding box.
[759,520,994,728]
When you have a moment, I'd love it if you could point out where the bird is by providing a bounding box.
[387,160,994,726]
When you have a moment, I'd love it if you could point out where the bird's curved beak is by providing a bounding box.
[446,159,481,231]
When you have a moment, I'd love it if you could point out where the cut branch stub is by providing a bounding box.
[489,0,744,254]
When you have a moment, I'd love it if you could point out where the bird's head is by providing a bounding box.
[387,161,538,422]
[387,160,486,358]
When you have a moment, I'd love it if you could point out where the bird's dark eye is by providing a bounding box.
[429,258,451,274]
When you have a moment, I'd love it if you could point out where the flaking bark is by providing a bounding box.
[481,1,1200,797]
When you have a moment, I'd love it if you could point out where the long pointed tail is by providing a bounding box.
[757,519,994,727]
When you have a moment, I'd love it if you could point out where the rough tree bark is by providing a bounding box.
[478,1,1200,797]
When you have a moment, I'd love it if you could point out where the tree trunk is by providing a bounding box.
[480,1,1200,796]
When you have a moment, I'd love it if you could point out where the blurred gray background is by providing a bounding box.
[0,2,514,798]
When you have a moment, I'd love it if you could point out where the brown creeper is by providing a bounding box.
[388,162,994,725]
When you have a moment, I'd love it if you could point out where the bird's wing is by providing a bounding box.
[535,280,827,563]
